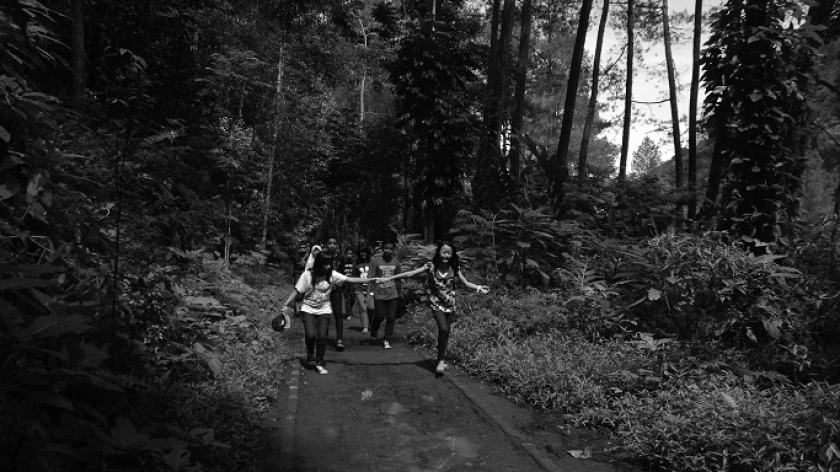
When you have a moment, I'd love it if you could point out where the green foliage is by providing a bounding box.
[702,0,820,245]
[591,372,840,472]
[568,232,840,382]
[405,288,840,472]
[454,204,593,287]
[404,291,649,411]
[0,254,229,471]
[632,136,663,176]
[635,234,805,342]
[389,10,484,236]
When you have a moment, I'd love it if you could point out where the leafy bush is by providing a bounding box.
[0,258,230,471]
[405,287,840,472]
[404,292,649,411]
[623,234,822,375]
[584,374,840,472]
[603,176,682,238]
[454,205,595,287]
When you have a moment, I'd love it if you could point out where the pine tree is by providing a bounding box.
[632,136,662,176]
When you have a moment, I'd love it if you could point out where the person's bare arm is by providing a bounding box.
[383,262,431,281]
[458,271,489,294]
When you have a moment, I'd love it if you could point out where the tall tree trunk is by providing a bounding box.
[476,0,516,206]
[555,0,593,174]
[833,177,840,244]
[261,49,284,250]
[619,0,635,182]
[578,0,610,183]
[662,0,683,211]
[489,0,502,70]
[508,0,533,177]
[703,127,726,215]
[687,0,702,219]
[493,0,516,139]
[70,0,86,110]
[551,0,592,215]
[359,18,368,126]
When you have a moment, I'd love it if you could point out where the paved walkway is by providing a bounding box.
[262,318,641,472]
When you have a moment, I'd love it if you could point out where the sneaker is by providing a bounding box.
[383,340,392,349]
[336,340,346,351]
[315,365,328,375]
[436,361,446,373]
[361,327,369,334]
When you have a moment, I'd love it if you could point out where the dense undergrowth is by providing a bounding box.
[0,249,296,472]
[402,232,840,472]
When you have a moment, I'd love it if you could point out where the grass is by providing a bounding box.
[155,262,301,472]
[401,290,840,472]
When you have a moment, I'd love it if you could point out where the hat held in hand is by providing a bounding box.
[272,312,291,332]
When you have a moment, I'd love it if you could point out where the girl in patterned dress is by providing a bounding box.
[384,241,489,373]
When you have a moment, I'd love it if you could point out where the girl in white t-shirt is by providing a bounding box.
[281,250,374,374]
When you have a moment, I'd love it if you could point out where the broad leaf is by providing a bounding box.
[111,417,150,450]
[19,314,92,340]
[207,358,222,378]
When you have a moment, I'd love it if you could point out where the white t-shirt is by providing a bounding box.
[295,270,348,315]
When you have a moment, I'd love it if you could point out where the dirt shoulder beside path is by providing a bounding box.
[254,286,643,472]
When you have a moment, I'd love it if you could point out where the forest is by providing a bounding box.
[1,0,840,471]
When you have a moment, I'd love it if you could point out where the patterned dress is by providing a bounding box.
[427,266,456,313]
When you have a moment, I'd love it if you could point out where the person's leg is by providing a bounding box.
[431,309,451,361]
[302,312,317,367]
[355,291,369,331]
[367,307,376,332]
[315,314,329,368]
[330,290,344,349]
[344,290,354,320]
[370,299,385,337]
[383,298,399,342]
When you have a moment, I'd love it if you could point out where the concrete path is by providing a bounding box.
[262,319,641,472]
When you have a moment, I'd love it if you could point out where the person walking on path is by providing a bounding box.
[367,241,403,349]
[352,246,374,334]
[324,237,348,351]
[291,240,310,285]
[384,241,490,373]
[340,247,356,322]
[281,250,374,374]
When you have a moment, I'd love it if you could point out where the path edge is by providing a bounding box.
[280,360,302,470]
[422,351,566,472]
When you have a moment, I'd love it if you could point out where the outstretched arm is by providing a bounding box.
[386,262,432,281]
[458,271,490,294]
[344,276,373,284]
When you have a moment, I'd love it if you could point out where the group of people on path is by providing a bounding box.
[281,238,490,376]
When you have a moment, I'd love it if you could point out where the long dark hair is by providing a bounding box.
[431,240,460,275]
[356,245,371,264]
[311,252,334,283]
